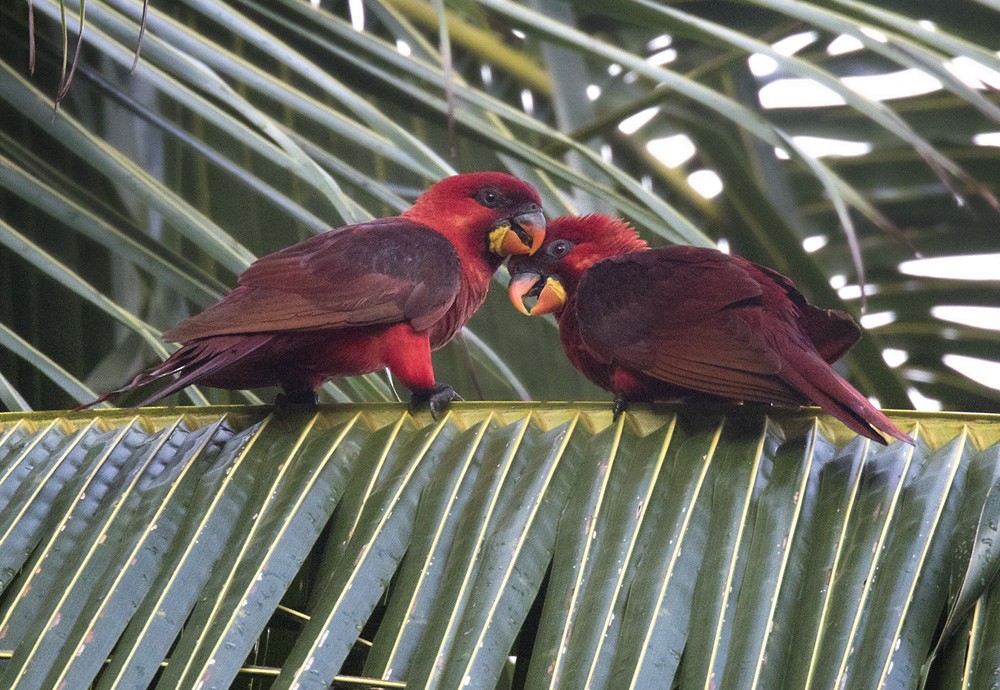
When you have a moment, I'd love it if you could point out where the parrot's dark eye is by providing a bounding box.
[474,187,504,208]
[547,240,575,258]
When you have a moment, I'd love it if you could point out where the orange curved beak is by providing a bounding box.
[508,273,566,316]
[489,209,546,257]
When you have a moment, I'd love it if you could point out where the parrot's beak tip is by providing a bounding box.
[534,276,567,315]
[508,273,542,315]
[504,209,546,256]
[508,274,565,316]
[529,229,544,254]
[525,221,545,255]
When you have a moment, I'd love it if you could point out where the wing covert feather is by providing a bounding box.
[166,219,461,341]
[574,247,803,404]
[740,260,859,363]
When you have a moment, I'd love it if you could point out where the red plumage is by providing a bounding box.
[508,215,912,445]
[88,172,546,414]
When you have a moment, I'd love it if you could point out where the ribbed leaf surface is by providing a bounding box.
[0,404,996,689]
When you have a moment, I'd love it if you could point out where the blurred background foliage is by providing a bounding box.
[1,0,999,413]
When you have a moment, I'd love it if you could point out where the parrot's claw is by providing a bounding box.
[410,383,463,420]
[275,389,319,409]
[611,395,628,421]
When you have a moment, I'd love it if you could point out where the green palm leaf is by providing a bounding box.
[3,4,1000,685]
[3,0,998,411]
[0,405,995,687]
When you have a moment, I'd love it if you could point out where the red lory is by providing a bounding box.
[89,172,546,416]
[507,215,912,445]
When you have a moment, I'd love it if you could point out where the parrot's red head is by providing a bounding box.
[405,173,546,272]
[507,214,648,315]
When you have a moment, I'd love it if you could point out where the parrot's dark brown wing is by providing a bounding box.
[574,247,804,405]
[166,218,461,341]
[749,262,860,364]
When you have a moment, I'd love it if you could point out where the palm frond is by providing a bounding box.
[1,0,998,412]
[0,405,996,687]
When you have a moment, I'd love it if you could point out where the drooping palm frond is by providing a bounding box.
[1,0,999,414]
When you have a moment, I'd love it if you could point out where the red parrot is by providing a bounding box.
[89,172,545,415]
[507,215,912,445]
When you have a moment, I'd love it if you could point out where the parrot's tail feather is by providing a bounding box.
[780,347,914,446]
[76,389,121,410]
[78,335,273,409]
[74,364,176,410]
